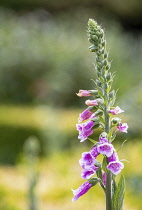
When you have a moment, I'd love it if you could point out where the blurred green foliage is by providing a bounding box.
[0,8,142,109]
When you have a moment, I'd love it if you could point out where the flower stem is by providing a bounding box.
[104,106,112,210]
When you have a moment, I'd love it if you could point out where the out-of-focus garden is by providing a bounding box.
[0,0,142,209]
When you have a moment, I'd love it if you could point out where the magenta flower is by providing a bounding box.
[102,172,106,186]
[79,152,96,168]
[109,106,124,115]
[76,90,91,97]
[85,99,98,106]
[117,122,128,133]
[108,152,118,162]
[72,181,92,202]
[76,120,95,142]
[107,161,124,175]
[78,129,94,142]
[90,146,99,158]
[78,107,93,123]
[97,143,114,157]
[81,165,98,179]
[99,137,108,144]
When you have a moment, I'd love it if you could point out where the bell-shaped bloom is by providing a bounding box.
[109,106,124,115]
[85,99,98,106]
[76,90,91,97]
[107,161,124,175]
[99,136,108,144]
[72,181,92,202]
[78,129,94,142]
[78,107,93,123]
[79,152,96,168]
[117,122,128,133]
[90,146,99,158]
[102,172,106,186]
[81,165,98,179]
[108,152,118,162]
[76,120,95,142]
[97,143,114,157]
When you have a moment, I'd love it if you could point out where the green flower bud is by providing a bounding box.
[106,73,111,82]
[109,90,115,99]
[95,109,103,116]
[103,60,107,66]
[89,45,98,52]
[96,79,102,88]
[99,132,108,139]
[112,117,121,125]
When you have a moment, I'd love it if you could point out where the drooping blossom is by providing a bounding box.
[76,90,91,97]
[79,152,96,168]
[81,165,98,179]
[99,137,108,144]
[109,106,124,115]
[107,161,124,175]
[117,122,128,133]
[108,152,118,162]
[76,120,94,142]
[85,99,98,106]
[72,181,92,202]
[90,146,99,158]
[102,172,106,186]
[97,143,114,157]
[78,107,93,123]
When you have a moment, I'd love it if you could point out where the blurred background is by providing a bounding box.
[0,0,141,209]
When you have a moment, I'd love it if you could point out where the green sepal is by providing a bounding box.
[88,138,98,144]
[102,156,109,173]
[112,175,125,210]
[117,140,127,152]
[96,167,102,180]
[97,89,104,98]
[99,116,105,124]
[89,177,99,186]
[107,129,113,141]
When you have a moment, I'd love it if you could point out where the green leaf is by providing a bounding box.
[102,156,109,173]
[107,129,113,141]
[97,89,104,98]
[112,175,125,210]
[88,138,98,144]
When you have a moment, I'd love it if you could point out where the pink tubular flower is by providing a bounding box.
[90,146,99,158]
[78,107,93,123]
[99,137,108,144]
[109,106,124,115]
[97,143,114,157]
[117,122,128,133]
[107,161,124,175]
[108,152,118,162]
[72,181,92,202]
[76,120,94,142]
[76,90,91,97]
[81,165,98,179]
[79,152,96,168]
[85,99,98,106]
